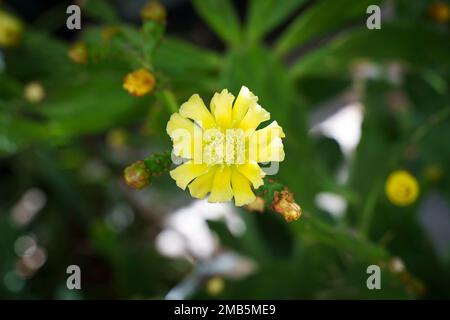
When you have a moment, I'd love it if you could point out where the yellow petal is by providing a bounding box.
[169,161,209,190]
[253,121,285,147]
[210,89,234,129]
[257,137,285,163]
[179,94,216,129]
[208,166,233,202]
[236,161,265,188]
[166,113,201,159]
[238,103,270,132]
[232,86,258,127]
[231,169,256,206]
[188,166,218,199]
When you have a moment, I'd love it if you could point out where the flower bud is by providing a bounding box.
[124,161,151,190]
[140,1,167,24]
[123,69,156,97]
[68,42,88,64]
[0,10,23,47]
[272,189,302,222]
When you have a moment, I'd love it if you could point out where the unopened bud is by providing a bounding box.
[68,42,88,64]
[140,1,167,24]
[124,161,151,190]
[24,82,45,103]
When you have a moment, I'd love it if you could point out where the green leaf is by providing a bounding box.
[154,37,221,75]
[0,113,47,156]
[83,0,118,23]
[246,0,306,42]
[275,0,384,56]
[291,23,450,78]
[39,72,145,138]
[220,45,294,128]
[192,0,242,46]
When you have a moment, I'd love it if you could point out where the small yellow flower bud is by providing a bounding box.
[68,42,88,64]
[246,196,265,213]
[429,2,450,23]
[24,81,45,103]
[124,160,151,190]
[385,170,419,206]
[206,277,225,296]
[140,1,167,24]
[0,10,23,47]
[123,69,156,97]
[272,189,302,222]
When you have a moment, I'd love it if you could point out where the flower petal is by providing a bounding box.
[236,161,265,188]
[166,113,201,158]
[253,121,285,147]
[208,166,233,202]
[232,86,258,127]
[169,161,209,190]
[238,103,270,132]
[257,137,285,163]
[188,166,218,199]
[210,89,234,129]
[231,169,256,206]
[179,94,216,129]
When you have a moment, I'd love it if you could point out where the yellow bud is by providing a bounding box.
[272,189,302,222]
[124,161,151,190]
[206,277,225,296]
[140,1,167,24]
[385,170,419,206]
[123,69,156,97]
[0,10,23,47]
[429,2,450,23]
[23,81,45,103]
[68,42,88,64]
[246,196,265,213]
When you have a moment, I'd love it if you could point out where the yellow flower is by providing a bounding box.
[23,81,45,103]
[123,69,156,97]
[167,86,285,206]
[0,10,23,47]
[68,42,88,64]
[385,170,419,206]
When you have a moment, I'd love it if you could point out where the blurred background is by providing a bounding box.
[0,0,450,299]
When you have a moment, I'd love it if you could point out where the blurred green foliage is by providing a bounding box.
[1,0,450,299]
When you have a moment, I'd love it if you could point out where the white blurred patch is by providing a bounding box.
[311,102,364,156]
[155,200,245,260]
[315,192,347,218]
[11,188,47,227]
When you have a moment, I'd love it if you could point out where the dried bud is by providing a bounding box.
[24,82,45,103]
[246,196,265,213]
[124,160,151,190]
[272,189,302,222]
[140,1,167,24]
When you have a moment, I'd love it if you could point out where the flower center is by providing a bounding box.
[202,129,245,165]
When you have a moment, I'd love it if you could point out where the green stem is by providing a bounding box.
[157,89,178,114]
[359,182,382,239]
